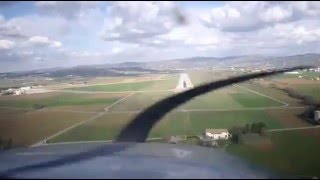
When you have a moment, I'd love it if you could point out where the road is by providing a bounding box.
[269,125,320,132]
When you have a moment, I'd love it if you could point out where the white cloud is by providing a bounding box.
[274,23,320,44]
[8,15,70,39]
[28,36,50,45]
[28,36,62,48]
[0,15,26,39]
[101,1,184,42]
[260,6,292,22]
[111,47,122,54]
[50,41,62,48]
[34,56,43,61]
[1,1,320,72]
[201,1,320,32]
[0,39,15,50]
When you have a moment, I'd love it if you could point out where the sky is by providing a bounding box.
[0,1,320,72]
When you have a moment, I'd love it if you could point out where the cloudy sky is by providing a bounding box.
[0,1,320,72]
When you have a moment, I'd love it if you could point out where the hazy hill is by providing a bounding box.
[1,53,319,78]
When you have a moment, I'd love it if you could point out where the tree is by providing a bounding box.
[229,126,242,144]
[230,133,239,144]
[257,122,266,135]
[242,124,250,134]
[250,123,259,133]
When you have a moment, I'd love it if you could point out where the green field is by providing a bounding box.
[67,81,156,92]
[182,90,243,109]
[49,70,289,143]
[109,91,173,111]
[187,70,223,86]
[226,129,320,177]
[1,70,318,177]
[0,109,94,147]
[243,82,302,106]
[296,84,320,101]
[143,74,179,90]
[300,71,320,78]
[182,86,283,109]
[65,74,178,92]
[0,92,126,108]
[51,110,283,143]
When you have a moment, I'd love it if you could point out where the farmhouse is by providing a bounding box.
[205,129,230,140]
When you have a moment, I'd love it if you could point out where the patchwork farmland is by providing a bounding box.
[0,70,319,176]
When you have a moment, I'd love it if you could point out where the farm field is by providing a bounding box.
[40,74,167,90]
[182,84,284,110]
[1,69,319,179]
[84,76,152,85]
[109,91,173,111]
[0,92,127,111]
[262,75,320,102]
[51,110,284,143]
[66,80,156,92]
[63,74,178,92]
[143,74,179,90]
[296,84,320,101]
[1,70,309,147]
[245,81,303,106]
[0,109,94,147]
[226,128,320,177]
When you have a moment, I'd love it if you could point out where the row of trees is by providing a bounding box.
[228,122,266,143]
[268,83,319,106]
[282,88,319,106]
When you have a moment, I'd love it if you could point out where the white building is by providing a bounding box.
[205,129,230,140]
[13,90,22,95]
[1,87,28,96]
[20,86,31,91]
[284,71,300,74]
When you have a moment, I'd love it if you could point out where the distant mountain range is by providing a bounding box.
[145,53,320,69]
[1,53,320,78]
